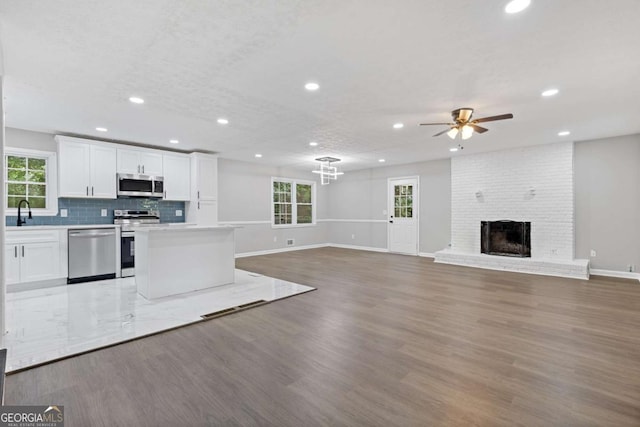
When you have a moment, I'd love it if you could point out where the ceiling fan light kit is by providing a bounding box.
[420,107,514,141]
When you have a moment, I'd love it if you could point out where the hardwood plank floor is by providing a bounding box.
[5,247,640,426]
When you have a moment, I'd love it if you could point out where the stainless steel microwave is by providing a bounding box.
[117,174,164,198]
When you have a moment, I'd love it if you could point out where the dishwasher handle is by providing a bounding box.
[69,229,116,238]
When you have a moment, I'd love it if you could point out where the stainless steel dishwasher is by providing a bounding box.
[68,228,117,284]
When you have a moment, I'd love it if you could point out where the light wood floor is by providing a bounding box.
[6,248,640,426]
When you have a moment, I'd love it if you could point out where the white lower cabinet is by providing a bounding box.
[5,230,65,286]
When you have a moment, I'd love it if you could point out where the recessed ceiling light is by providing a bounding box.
[169,139,179,144]
[378,159,386,163]
[95,127,107,132]
[505,0,531,14]
[255,153,262,158]
[309,142,318,146]
[217,118,229,125]
[305,82,320,91]
[129,96,144,104]
[450,147,459,152]
[542,88,559,97]
[393,123,404,129]
[558,131,571,136]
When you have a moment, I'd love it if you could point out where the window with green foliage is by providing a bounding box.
[394,184,413,218]
[272,178,315,226]
[6,154,48,209]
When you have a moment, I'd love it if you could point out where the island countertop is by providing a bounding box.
[134,225,239,233]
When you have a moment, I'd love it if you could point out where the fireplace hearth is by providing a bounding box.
[481,221,531,257]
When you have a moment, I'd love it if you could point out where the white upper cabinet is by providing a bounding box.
[57,136,117,199]
[162,154,190,201]
[117,148,163,176]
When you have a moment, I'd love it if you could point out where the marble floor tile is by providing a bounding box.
[1,270,315,372]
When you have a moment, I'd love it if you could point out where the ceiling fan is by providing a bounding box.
[420,108,513,140]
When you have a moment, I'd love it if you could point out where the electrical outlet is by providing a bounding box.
[286,238,294,246]
[175,209,183,217]
[273,236,277,242]
[628,264,635,272]
[60,209,68,217]
[351,234,355,240]
[590,249,596,257]
[101,209,107,217]
[551,249,557,255]
[382,209,387,215]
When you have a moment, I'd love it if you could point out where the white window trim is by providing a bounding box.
[5,147,59,217]
[271,177,316,228]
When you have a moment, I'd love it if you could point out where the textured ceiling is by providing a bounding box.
[1,0,639,171]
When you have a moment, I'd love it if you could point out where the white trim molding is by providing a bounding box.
[218,220,271,226]
[329,243,389,253]
[317,219,387,223]
[235,243,329,258]
[590,269,640,282]
[419,252,435,258]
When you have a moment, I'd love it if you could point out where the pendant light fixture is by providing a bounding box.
[312,157,344,185]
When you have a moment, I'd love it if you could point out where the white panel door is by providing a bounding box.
[116,149,142,174]
[163,154,190,201]
[196,155,218,200]
[58,141,91,197]
[4,244,21,285]
[90,145,117,198]
[388,177,419,255]
[139,152,163,176]
[196,199,218,225]
[20,242,60,283]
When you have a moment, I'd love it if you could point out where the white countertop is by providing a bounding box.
[5,223,191,231]
[135,225,237,233]
[6,224,119,231]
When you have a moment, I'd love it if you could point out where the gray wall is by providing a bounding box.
[575,134,640,271]
[217,158,329,254]
[328,158,451,254]
[5,127,56,152]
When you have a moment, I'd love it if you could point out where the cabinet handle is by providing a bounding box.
[164,190,166,199]
[197,191,200,200]
[142,165,145,174]
[86,186,89,196]
[137,165,140,173]
[198,201,200,210]
[92,186,94,196]
[22,246,25,258]
[14,246,17,258]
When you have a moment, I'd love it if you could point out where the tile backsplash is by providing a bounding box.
[6,198,186,226]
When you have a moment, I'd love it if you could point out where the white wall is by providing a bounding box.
[451,142,575,260]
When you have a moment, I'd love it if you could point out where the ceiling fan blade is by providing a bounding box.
[420,122,454,126]
[469,124,489,133]
[471,113,513,124]
[433,128,453,137]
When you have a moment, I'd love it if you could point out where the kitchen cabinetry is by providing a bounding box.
[186,153,218,225]
[56,136,117,198]
[117,148,163,176]
[4,230,62,285]
[162,153,190,201]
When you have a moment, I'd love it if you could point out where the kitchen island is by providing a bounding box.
[135,225,236,299]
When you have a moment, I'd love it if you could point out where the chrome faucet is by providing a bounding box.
[16,199,32,226]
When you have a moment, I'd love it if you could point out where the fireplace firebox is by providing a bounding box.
[481,221,531,257]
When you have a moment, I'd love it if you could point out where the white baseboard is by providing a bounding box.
[235,243,329,258]
[419,252,435,258]
[590,269,640,282]
[328,243,389,253]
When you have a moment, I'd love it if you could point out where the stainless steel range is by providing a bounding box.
[114,209,160,277]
